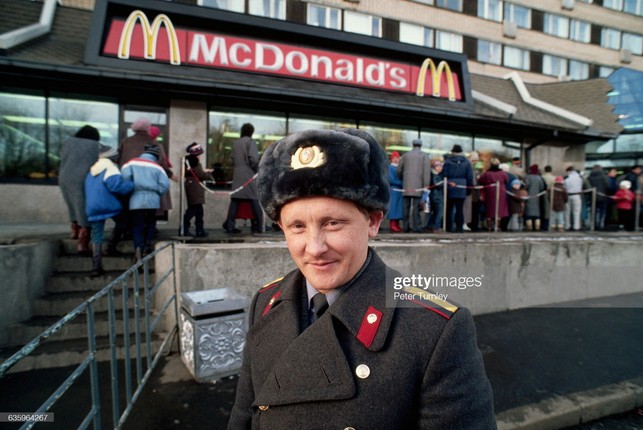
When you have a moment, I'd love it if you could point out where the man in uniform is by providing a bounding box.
[228,128,495,429]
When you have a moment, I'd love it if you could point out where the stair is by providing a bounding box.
[0,238,165,374]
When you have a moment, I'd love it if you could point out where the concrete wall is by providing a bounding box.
[168,237,643,317]
[0,240,59,345]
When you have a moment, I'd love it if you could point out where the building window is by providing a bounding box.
[436,0,463,12]
[344,10,382,37]
[599,66,615,77]
[478,0,503,21]
[409,0,435,4]
[569,20,591,43]
[399,22,434,47]
[478,40,502,65]
[421,130,473,155]
[603,0,624,11]
[544,13,569,38]
[198,0,245,13]
[436,30,463,52]
[504,3,531,29]
[569,60,589,80]
[601,28,621,49]
[623,0,643,15]
[622,32,643,55]
[503,46,529,70]
[307,4,341,30]
[249,0,286,19]
[542,54,568,77]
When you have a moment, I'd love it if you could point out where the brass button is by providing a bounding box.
[355,364,370,379]
[367,313,378,324]
[258,405,269,411]
[344,427,356,430]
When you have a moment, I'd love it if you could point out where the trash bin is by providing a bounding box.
[179,288,248,382]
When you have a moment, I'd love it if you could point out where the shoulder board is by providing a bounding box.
[258,277,284,293]
[402,286,459,320]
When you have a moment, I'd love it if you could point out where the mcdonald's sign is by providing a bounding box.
[101,9,464,102]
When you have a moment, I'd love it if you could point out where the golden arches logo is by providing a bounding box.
[118,10,180,65]
[415,58,456,101]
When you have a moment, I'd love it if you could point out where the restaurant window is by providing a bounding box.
[344,11,382,37]
[289,116,355,134]
[420,130,473,157]
[436,30,463,53]
[504,3,530,29]
[543,13,569,39]
[207,111,286,186]
[478,0,503,22]
[503,46,530,70]
[601,28,621,49]
[307,4,341,30]
[622,32,643,55]
[249,0,286,19]
[399,22,434,47]
[477,40,502,65]
[360,124,419,156]
[569,19,590,43]
[436,0,463,12]
[569,60,589,80]
[542,54,568,77]
[473,137,520,165]
[198,0,245,13]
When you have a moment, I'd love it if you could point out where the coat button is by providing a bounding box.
[258,405,269,411]
[367,313,378,324]
[344,427,356,430]
[355,364,370,379]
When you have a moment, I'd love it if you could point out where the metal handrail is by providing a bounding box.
[0,242,178,430]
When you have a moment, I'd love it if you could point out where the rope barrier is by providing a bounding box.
[184,158,257,196]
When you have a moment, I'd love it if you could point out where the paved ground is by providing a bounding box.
[1,223,643,429]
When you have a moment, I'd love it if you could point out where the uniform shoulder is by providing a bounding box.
[400,285,460,320]
[258,277,284,293]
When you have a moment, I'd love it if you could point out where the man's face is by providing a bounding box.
[279,197,383,293]
[634,167,641,175]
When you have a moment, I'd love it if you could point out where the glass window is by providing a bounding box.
[249,0,286,19]
[208,111,286,186]
[603,0,624,11]
[569,60,589,80]
[599,66,615,77]
[410,0,435,5]
[504,3,531,29]
[360,124,419,155]
[421,130,473,156]
[473,137,520,163]
[436,30,463,53]
[478,0,503,21]
[477,40,502,65]
[542,55,568,77]
[623,0,643,15]
[622,33,643,55]
[198,0,245,13]
[344,11,382,37]
[570,20,591,43]
[503,46,530,70]
[601,28,621,49]
[307,4,341,30]
[399,22,434,47]
[289,116,356,133]
[544,14,569,38]
[436,0,463,12]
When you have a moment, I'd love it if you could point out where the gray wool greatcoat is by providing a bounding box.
[228,250,496,430]
[230,136,259,200]
[396,147,431,198]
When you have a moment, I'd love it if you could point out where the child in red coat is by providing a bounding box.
[613,180,635,231]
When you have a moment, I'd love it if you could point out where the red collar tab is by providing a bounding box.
[262,290,282,317]
[356,306,383,348]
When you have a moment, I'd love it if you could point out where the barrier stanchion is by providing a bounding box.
[442,177,448,232]
[591,187,597,232]
[636,190,641,233]
[178,156,186,236]
[549,185,555,231]
[494,181,500,232]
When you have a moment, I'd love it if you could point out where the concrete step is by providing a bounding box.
[7,311,151,346]
[33,289,144,316]
[54,254,133,273]
[60,238,136,256]
[0,333,166,374]
[45,270,154,294]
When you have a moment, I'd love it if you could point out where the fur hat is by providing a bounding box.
[131,118,151,132]
[412,139,423,147]
[452,144,463,154]
[258,128,389,221]
[144,144,161,160]
[555,176,564,184]
[529,164,539,175]
[186,142,204,156]
[149,126,161,140]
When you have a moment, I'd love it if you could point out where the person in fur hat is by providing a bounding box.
[228,129,495,430]
[84,145,134,277]
[183,142,213,237]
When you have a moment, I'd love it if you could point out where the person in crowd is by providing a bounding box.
[498,163,517,231]
[59,125,102,256]
[507,179,527,232]
[442,144,473,233]
[541,165,556,231]
[387,151,403,233]
[613,180,636,231]
[551,176,568,232]
[149,125,173,217]
[624,165,641,194]
[524,164,545,231]
[396,139,430,233]
[587,165,610,230]
[183,142,213,238]
[223,123,263,234]
[467,151,482,231]
[564,165,584,231]
[425,159,444,232]
[509,156,525,180]
[228,128,495,429]
[606,168,620,227]
[478,158,509,232]
[121,145,170,262]
[84,145,133,277]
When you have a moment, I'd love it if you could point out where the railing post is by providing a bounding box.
[591,187,597,232]
[86,303,102,430]
[636,189,641,233]
[495,182,500,232]
[442,177,448,232]
[549,185,555,231]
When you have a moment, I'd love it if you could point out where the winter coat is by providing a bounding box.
[396,147,430,198]
[564,171,583,195]
[588,170,610,204]
[614,189,635,211]
[121,153,170,210]
[442,154,473,199]
[185,158,213,206]
[552,183,568,212]
[430,170,444,204]
[231,136,259,200]
[84,158,134,222]
[508,188,527,215]
[387,163,403,220]
[525,174,545,218]
[478,167,509,219]
[58,137,101,226]
[228,249,496,430]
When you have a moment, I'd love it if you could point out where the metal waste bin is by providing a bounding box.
[179,288,248,382]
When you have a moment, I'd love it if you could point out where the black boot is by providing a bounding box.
[90,244,105,278]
